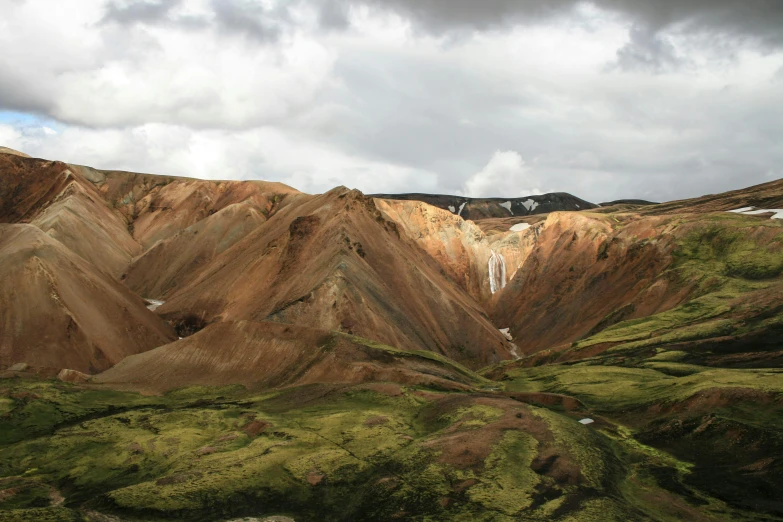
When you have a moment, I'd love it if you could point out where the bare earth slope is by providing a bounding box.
[156,187,513,369]
[0,154,142,276]
[95,320,485,393]
[96,170,304,249]
[642,177,783,215]
[0,224,175,373]
[0,147,31,158]
[123,202,268,298]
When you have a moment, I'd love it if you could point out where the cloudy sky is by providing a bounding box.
[1,0,782,202]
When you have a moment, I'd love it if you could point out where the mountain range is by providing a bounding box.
[1,146,782,522]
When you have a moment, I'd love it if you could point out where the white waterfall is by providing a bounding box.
[488,250,507,294]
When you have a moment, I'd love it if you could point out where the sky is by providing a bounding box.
[1,0,782,203]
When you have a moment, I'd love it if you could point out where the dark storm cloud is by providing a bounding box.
[96,0,783,48]
[352,0,783,46]
[210,0,284,42]
[102,0,182,25]
[613,26,685,73]
[324,0,783,72]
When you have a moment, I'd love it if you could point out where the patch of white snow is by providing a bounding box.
[727,207,783,219]
[448,205,456,213]
[499,328,513,341]
[579,419,595,425]
[499,201,513,214]
[145,299,165,312]
[522,199,539,212]
[510,223,531,232]
[575,204,580,209]
[743,209,783,219]
[457,202,467,217]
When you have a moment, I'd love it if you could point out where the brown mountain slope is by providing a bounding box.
[0,155,142,276]
[95,171,304,249]
[156,188,512,368]
[0,155,74,223]
[123,202,268,298]
[642,177,783,215]
[377,199,538,303]
[0,224,175,373]
[94,320,485,393]
[0,146,30,158]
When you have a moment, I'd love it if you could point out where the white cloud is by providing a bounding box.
[461,151,541,198]
[9,122,439,195]
[0,125,22,149]
[0,0,781,203]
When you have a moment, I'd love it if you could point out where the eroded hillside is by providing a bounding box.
[1,149,782,521]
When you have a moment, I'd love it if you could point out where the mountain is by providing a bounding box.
[372,191,597,220]
[599,198,658,207]
[1,148,783,521]
[0,224,174,373]
[0,154,142,276]
[0,146,30,158]
[152,187,512,368]
[94,321,486,393]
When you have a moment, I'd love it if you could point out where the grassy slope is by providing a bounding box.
[582,214,782,356]
[0,375,766,522]
[482,212,783,518]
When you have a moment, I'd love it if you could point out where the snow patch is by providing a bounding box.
[488,250,507,294]
[728,207,783,220]
[510,223,530,232]
[145,299,165,311]
[499,201,513,214]
[458,202,467,217]
[579,418,595,425]
[575,204,580,209]
[448,205,456,213]
[522,199,539,212]
[499,328,513,341]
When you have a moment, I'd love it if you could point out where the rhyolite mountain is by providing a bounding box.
[1,147,782,522]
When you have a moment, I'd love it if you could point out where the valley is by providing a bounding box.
[1,149,782,521]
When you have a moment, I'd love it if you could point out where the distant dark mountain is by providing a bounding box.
[371,192,597,220]
[599,199,658,207]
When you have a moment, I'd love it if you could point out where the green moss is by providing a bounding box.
[0,372,779,521]
[531,407,610,489]
[0,477,55,510]
[440,405,503,428]
[501,363,783,417]
[343,334,491,386]
[0,398,13,416]
[0,507,84,521]
[466,431,540,515]
[575,298,733,350]
[725,248,783,279]
[607,319,736,353]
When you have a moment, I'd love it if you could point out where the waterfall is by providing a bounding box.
[488,250,507,294]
